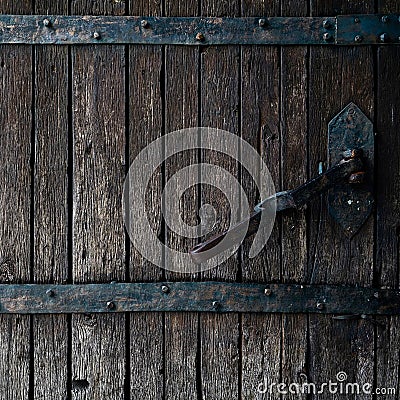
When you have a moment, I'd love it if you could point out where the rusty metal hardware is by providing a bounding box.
[190,154,365,264]
[0,282,398,315]
[0,14,399,45]
[190,103,374,263]
[328,103,374,237]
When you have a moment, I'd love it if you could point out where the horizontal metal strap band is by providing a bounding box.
[0,282,398,314]
[0,14,398,45]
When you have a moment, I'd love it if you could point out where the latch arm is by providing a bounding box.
[190,154,364,264]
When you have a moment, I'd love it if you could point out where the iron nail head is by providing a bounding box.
[380,33,388,43]
[141,19,149,28]
[354,17,360,23]
[212,301,220,309]
[107,301,115,310]
[354,35,363,43]
[381,15,389,24]
[264,288,272,296]
[323,32,332,41]
[43,18,51,27]
[161,285,170,294]
[196,32,205,41]
[93,32,101,39]
[259,18,266,27]
[316,302,325,310]
[46,289,55,297]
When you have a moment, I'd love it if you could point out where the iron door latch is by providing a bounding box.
[190,103,374,263]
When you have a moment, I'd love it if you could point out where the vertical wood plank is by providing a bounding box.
[280,1,309,397]
[200,1,240,399]
[376,1,400,396]
[308,1,375,396]
[33,1,69,398]
[0,2,32,399]
[71,1,126,399]
[127,0,164,398]
[164,0,199,399]
[240,0,282,398]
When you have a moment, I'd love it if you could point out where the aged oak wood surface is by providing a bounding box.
[376,2,400,399]
[71,1,126,399]
[164,0,199,398]
[280,0,308,398]
[200,0,240,398]
[0,0,399,399]
[33,1,69,399]
[0,2,31,400]
[241,0,281,399]
[127,0,164,398]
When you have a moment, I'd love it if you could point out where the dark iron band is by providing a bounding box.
[0,14,399,45]
[0,282,398,314]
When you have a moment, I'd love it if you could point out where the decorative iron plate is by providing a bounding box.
[328,103,374,236]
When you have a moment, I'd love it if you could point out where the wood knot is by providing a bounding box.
[82,313,97,327]
[0,256,14,282]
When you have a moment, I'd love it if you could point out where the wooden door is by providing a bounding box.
[0,0,399,399]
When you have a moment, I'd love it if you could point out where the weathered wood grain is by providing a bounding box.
[127,0,164,398]
[33,1,69,398]
[280,1,308,398]
[240,0,281,398]
[308,1,375,397]
[71,1,126,399]
[0,1,32,399]
[199,0,240,398]
[376,1,400,397]
[164,0,199,399]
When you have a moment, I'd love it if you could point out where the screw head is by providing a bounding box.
[354,35,363,43]
[380,33,388,43]
[381,15,389,24]
[46,289,55,297]
[316,302,325,310]
[161,285,170,294]
[196,32,205,41]
[264,288,272,296]
[354,17,360,23]
[93,32,101,39]
[141,19,149,28]
[258,18,266,27]
[106,301,115,310]
[43,18,51,27]
[323,32,332,41]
